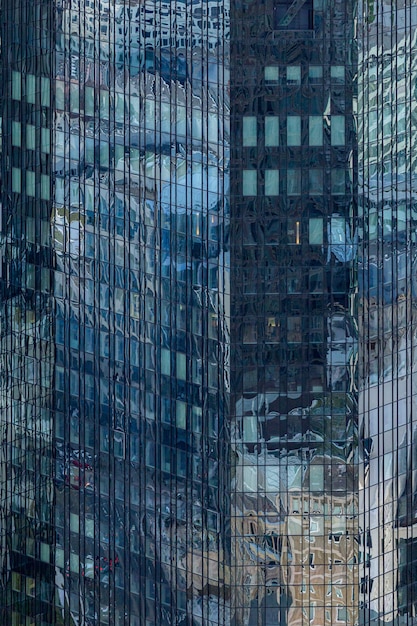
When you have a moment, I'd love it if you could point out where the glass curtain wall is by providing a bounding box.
[1,0,231,624]
[230,0,358,624]
[0,0,55,624]
[358,1,417,623]
[51,0,230,623]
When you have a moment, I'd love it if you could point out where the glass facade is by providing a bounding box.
[0,0,416,625]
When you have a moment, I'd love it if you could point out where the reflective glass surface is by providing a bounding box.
[0,0,417,625]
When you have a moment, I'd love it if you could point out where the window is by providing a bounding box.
[265,66,279,83]
[309,169,323,195]
[265,116,279,146]
[26,577,35,597]
[41,175,50,200]
[243,116,257,146]
[41,128,50,153]
[337,607,348,622]
[287,116,301,145]
[243,170,257,196]
[26,171,35,197]
[12,71,21,100]
[12,572,21,592]
[331,65,345,82]
[287,169,301,195]
[274,0,313,29]
[26,74,36,104]
[331,169,346,195]
[265,170,279,196]
[12,121,21,147]
[26,125,36,150]
[331,116,345,145]
[41,77,50,107]
[309,66,323,82]
[287,66,301,84]
[309,116,323,146]
[309,218,323,244]
[12,168,21,193]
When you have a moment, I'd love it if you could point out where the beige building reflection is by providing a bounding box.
[230,450,358,624]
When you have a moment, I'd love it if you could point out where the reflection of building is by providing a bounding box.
[358,2,417,623]
[282,458,357,626]
[1,0,417,625]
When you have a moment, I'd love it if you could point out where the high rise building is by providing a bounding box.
[0,0,417,625]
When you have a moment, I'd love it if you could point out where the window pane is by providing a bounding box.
[331,115,345,145]
[331,169,345,195]
[70,84,79,113]
[265,170,279,196]
[287,116,301,146]
[309,116,323,146]
[287,169,301,195]
[265,66,279,83]
[41,128,50,154]
[12,71,21,100]
[41,77,50,107]
[331,65,345,82]
[26,74,36,103]
[309,169,323,195]
[12,121,21,147]
[85,86,95,116]
[56,80,65,110]
[26,124,36,150]
[309,218,323,244]
[265,117,279,146]
[26,171,35,197]
[243,170,257,196]
[12,168,21,193]
[287,66,301,84]
[41,175,50,200]
[243,116,257,147]
[309,65,323,81]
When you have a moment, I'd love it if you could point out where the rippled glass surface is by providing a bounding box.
[1,0,230,623]
[358,1,417,623]
[230,1,358,623]
[1,0,417,624]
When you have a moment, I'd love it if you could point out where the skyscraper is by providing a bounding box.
[0,0,417,625]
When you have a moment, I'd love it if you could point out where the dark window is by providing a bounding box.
[274,0,313,30]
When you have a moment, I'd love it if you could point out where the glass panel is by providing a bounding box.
[309,65,323,81]
[26,171,35,197]
[265,170,279,196]
[85,86,95,116]
[287,169,301,195]
[331,169,346,195]
[70,84,79,113]
[309,218,323,244]
[41,77,50,107]
[12,168,21,193]
[26,74,36,103]
[265,116,279,146]
[41,175,50,200]
[287,116,301,146]
[12,121,21,147]
[55,80,65,110]
[41,128,50,154]
[265,66,279,83]
[331,65,345,81]
[26,125,36,150]
[12,71,21,100]
[287,65,301,84]
[243,116,257,146]
[243,170,257,196]
[331,115,345,145]
[309,169,323,194]
[309,116,323,146]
